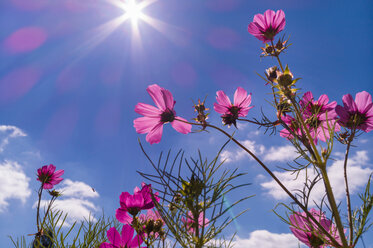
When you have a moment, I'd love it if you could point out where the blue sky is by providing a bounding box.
[0,0,373,247]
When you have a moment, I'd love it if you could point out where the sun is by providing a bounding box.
[122,0,145,24]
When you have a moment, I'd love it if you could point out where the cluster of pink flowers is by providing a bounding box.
[37,164,64,189]
[100,225,145,248]
[101,183,163,248]
[181,211,209,234]
[289,209,343,247]
[116,182,160,223]
[280,91,373,143]
[280,91,341,143]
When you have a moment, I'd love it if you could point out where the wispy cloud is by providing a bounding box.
[233,230,304,248]
[220,140,297,164]
[0,125,26,153]
[0,160,31,212]
[260,151,372,205]
[34,179,99,226]
[220,139,265,163]
[263,145,298,162]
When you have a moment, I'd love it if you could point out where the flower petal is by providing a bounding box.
[147,84,166,111]
[134,116,160,134]
[146,122,164,144]
[115,208,132,224]
[129,234,143,248]
[274,10,286,31]
[99,242,114,248]
[162,88,175,110]
[135,103,162,117]
[355,91,372,113]
[216,90,231,108]
[121,225,135,246]
[264,9,276,29]
[172,117,192,134]
[213,103,229,115]
[342,94,357,112]
[107,227,121,246]
[233,87,248,106]
[252,13,266,30]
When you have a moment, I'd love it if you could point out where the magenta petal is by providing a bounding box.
[53,169,64,177]
[115,208,132,224]
[317,94,329,106]
[121,225,135,246]
[134,117,160,134]
[48,164,56,174]
[171,117,192,134]
[274,10,286,31]
[107,227,121,246]
[247,22,261,35]
[239,93,252,109]
[264,9,276,28]
[147,84,166,111]
[43,183,53,189]
[233,87,247,106]
[135,103,162,117]
[129,235,143,248]
[146,122,164,145]
[253,13,266,30]
[355,91,372,113]
[216,90,231,107]
[342,94,357,112]
[213,103,228,114]
[99,242,114,248]
[162,89,175,110]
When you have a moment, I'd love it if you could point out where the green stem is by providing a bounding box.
[36,185,44,232]
[344,131,355,246]
[320,167,349,247]
[271,40,284,72]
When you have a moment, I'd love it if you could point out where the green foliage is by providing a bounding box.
[352,173,373,247]
[9,209,118,248]
[138,139,253,248]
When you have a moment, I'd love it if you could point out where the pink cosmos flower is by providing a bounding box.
[300,92,340,143]
[248,9,286,43]
[214,87,253,127]
[134,84,192,144]
[289,208,343,248]
[335,91,373,132]
[280,115,298,140]
[100,225,145,248]
[116,183,160,223]
[181,211,209,235]
[37,164,64,189]
[139,210,164,224]
[281,92,340,143]
[139,210,165,238]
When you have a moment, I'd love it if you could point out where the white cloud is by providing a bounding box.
[263,145,298,162]
[59,179,99,198]
[260,151,372,205]
[220,140,265,163]
[37,198,98,226]
[0,125,26,152]
[33,179,99,226]
[0,160,31,212]
[233,230,304,248]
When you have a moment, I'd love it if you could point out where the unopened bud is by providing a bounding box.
[277,73,293,87]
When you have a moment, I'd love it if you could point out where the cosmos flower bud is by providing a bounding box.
[265,66,280,83]
[277,71,293,87]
